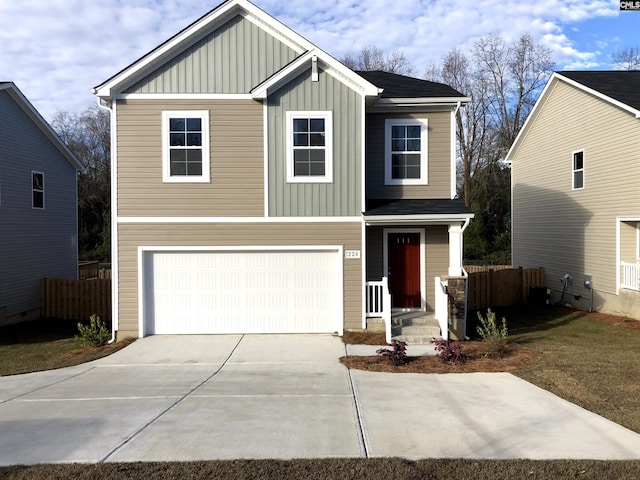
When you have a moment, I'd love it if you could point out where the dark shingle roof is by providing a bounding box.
[558,71,640,112]
[364,199,472,216]
[356,70,467,99]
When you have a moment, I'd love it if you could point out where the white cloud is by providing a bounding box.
[0,0,631,120]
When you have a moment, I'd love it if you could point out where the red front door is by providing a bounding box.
[388,232,421,309]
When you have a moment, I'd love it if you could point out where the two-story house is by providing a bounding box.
[507,71,640,320]
[0,82,81,326]
[93,0,472,342]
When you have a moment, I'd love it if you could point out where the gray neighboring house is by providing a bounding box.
[507,71,640,320]
[0,82,81,326]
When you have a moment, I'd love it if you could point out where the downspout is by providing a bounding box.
[95,97,116,344]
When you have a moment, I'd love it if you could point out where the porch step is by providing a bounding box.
[391,312,442,345]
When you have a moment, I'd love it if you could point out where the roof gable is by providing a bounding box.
[506,71,640,163]
[0,82,81,170]
[94,0,378,99]
[558,71,640,112]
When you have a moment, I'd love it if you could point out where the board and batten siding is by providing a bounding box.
[116,99,264,217]
[116,222,362,338]
[366,111,453,199]
[125,14,300,95]
[512,79,640,314]
[267,68,362,217]
[0,89,77,319]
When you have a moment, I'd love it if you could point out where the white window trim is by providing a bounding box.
[637,223,640,261]
[572,149,584,190]
[32,171,45,209]
[286,111,333,183]
[385,118,428,186]
[162,110,210,183]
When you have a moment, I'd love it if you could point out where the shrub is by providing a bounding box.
[76,314,111,348]
[376,340,408,366]
[431,338,468,365]
[476,308,509,358]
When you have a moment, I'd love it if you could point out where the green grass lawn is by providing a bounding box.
[0,318,123,376]
[2,307,640,479]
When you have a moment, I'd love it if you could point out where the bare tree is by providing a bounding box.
[342,44,414,75]
[611,46,640,70]
[427,33,554,263]
[52,104,111,262]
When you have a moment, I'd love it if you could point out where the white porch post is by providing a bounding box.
[448,224,463,276]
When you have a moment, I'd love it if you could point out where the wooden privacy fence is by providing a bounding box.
[41,278,112,322]
[466,267,545,311]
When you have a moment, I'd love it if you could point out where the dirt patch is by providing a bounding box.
[584,311,640,331]
[340,340,542,374]
[55,337,135,360]
[342,330,387,345]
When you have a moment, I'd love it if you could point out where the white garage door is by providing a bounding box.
[142,249,343,335]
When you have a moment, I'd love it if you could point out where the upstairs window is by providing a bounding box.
[572,150,584,190]
[286,111,333,183]
[162,111,210,183]
[32,171,44,209]
[385,119,428,185]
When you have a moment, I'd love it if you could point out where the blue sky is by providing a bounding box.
[0,0,637,121]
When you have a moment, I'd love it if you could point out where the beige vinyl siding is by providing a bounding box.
[365,225,449,311]
[512,79,640,306]
[116,99,263,217]
[116,222,362,337]
[366,111,452,199]
[125,15,300,94]
[267,68,362,216]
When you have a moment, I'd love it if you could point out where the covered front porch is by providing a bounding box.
[363,199,474,343]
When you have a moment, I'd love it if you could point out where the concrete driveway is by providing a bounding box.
[1,334,640,465]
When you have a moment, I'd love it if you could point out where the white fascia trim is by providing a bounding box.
[116,93,253,100]
[252,51,379,99]
[118,216,363,223]
[505,73,557,163]
[365,214,474,225]
[252,51,315,99]
[263,102,269,217]
[375,97,471,106]
[139,244,344,253]
[361,219,367,329]
[451,108,457,198]
[557,73,640,119]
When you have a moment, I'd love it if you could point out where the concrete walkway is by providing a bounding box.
[1,334,640,465]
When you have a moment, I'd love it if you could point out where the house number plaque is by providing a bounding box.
[345,250,360,259]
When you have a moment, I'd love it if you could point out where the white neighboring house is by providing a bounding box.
[507,71,640,319]
[0,82,81,326]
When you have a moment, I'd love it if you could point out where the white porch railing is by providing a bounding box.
[434,277,449,341]
[365,277,392,344]
[622,261,640,291]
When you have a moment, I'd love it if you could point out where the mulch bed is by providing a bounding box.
[55,337,135,360]
[340,340,541,374]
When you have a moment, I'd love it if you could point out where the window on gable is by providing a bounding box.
[572,150,584,190]
[286,111,333,183]
[385,119,428,185]
[162,111,210,183]
[32,171,44,209]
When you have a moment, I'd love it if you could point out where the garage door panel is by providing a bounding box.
[143,250,342,335]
